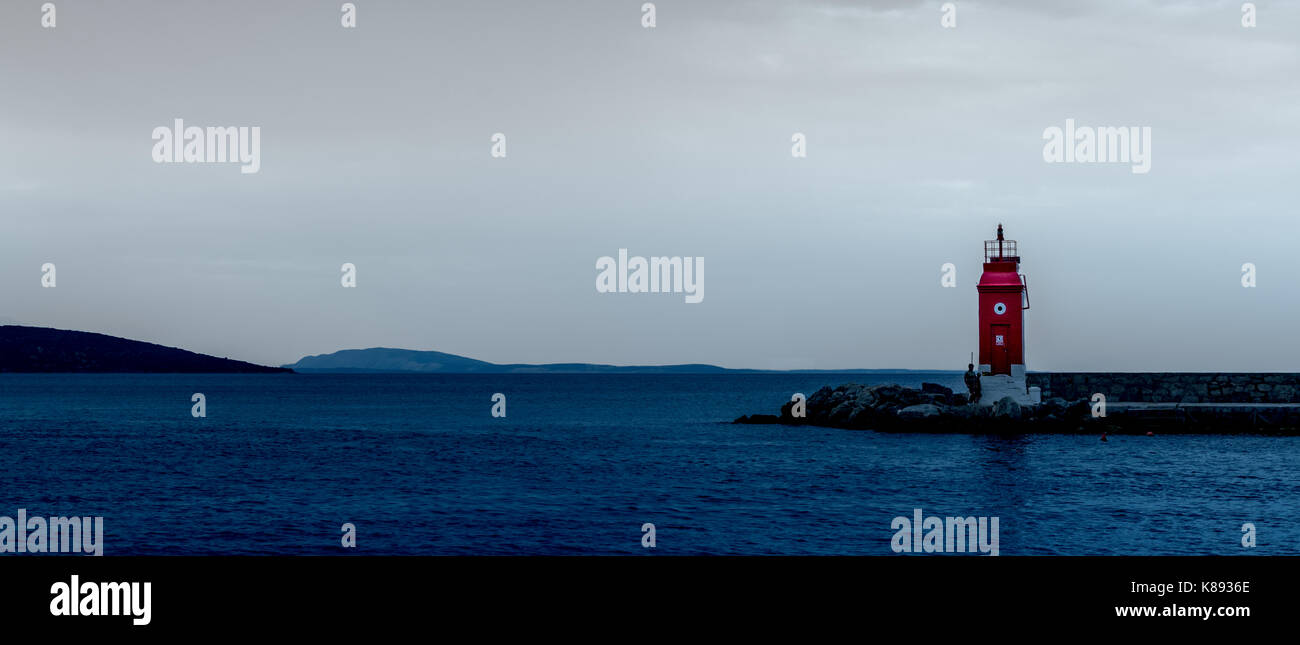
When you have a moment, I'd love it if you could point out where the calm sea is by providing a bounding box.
[0,373,1295,555]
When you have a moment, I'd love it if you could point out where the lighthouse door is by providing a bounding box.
[990,324,1010,374]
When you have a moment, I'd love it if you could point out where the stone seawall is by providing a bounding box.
[736,380,1300,434]
[1026,373,1300,404]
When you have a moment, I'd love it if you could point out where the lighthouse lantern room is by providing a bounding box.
[976,224,1029,378]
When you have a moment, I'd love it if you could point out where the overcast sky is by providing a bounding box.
[2,0,1298,370]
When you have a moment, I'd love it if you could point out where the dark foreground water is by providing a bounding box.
[1,373,1296,555]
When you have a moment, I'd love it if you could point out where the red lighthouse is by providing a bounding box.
[977,225,1029,378]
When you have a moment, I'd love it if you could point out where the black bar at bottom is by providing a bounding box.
[0,556,1286,634]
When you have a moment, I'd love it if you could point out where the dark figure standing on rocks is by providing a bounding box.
[964,363,981,404]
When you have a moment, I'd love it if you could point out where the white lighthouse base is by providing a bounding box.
[976,373,1033,407]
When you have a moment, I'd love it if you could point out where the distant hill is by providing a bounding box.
[284,347,951,374]
[0,326,291,373]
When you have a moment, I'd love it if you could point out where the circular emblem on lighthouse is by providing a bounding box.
[993,302,1007,315]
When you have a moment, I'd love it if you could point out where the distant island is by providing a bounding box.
[283,347,953,375]
[0,325,290,373]
[0,325,958,374]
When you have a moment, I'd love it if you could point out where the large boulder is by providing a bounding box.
[796,384,879,427]
[1064,398,1091,418]
[991,396,1023,420]
[920,382,954,404]
[897,403,943,419]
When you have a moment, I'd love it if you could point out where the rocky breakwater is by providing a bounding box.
[734,382,1093,433]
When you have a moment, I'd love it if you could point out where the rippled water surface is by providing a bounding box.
[1,373,1295,555]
